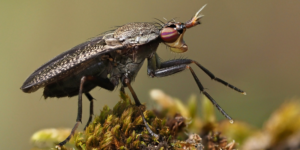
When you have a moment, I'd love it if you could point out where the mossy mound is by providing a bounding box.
[73,92,194,150]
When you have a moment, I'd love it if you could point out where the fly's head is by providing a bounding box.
[160,4,207,53]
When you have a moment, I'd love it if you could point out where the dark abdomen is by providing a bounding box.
[43,61,109,98]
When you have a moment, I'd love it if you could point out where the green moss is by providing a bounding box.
[74,92,180,149]
[33,89,263,150]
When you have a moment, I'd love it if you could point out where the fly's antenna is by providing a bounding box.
[195,4,207,19]
[185,4,207,28]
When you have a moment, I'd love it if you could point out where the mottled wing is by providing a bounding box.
[21,31,124,93]
[21,22,161,93]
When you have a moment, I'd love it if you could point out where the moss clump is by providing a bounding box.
[34,89,275,150]
[74,92,191,150]
[30,90,300,150]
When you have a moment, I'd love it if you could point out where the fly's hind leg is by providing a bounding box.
[84,93,94,130]
[56,76,87,149]
[56,76,115,149]
[83,76,115,130]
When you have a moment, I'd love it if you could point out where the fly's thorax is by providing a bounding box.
[107,39,160,85]
[113,22,160,45]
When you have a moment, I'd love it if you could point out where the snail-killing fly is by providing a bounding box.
[21,4,246,147]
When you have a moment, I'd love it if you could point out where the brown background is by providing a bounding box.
[1,1,300,149]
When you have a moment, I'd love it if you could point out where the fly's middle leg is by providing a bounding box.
[123,78,160,138]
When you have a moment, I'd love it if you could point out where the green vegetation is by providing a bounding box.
[31,90,300,150]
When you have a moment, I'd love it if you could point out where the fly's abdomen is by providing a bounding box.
[43,61,109,98]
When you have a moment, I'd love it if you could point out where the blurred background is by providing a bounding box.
[1,0,299,149]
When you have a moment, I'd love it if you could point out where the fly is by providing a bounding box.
[20,4,246,148]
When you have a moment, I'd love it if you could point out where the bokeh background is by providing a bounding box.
[1,1,299,149]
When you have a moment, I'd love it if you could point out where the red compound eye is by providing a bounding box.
[160,27,179,43]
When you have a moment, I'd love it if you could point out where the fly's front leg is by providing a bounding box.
[157,59,246,94]
[147,57,246,122]
[147,52,161,78]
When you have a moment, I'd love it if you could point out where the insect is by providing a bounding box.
[21,4,246,148]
